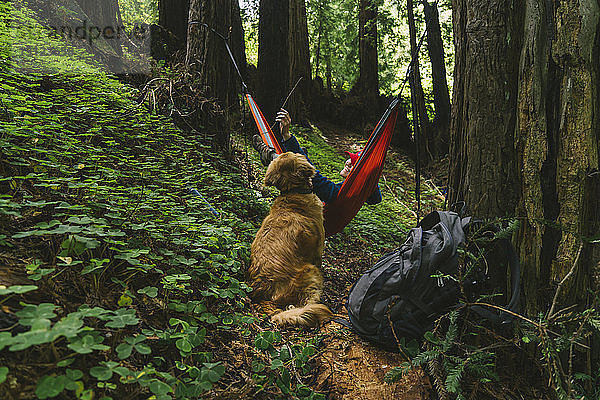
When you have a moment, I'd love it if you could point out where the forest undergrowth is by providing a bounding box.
[0,4,432,399]
[3,3,598,400]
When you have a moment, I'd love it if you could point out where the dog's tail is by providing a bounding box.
[270,303,332,328]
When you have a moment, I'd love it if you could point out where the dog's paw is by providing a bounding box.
[270,313,287,326]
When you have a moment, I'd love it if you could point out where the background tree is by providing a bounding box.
[287,0,312,124]
[256,0,312,126]
[256,0,289,126]
[449,0,600,318]
[406,0,431,161]
[157,0,190,60]
[423,0,450,158]
[76,0,124,68]
[352,0,379,103]
[186,0,246,150]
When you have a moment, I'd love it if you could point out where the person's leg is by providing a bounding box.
[252,135,277,166]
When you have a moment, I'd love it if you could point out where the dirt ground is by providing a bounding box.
[315,322,432,400]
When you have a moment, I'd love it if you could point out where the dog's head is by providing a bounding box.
[264,152,316,193]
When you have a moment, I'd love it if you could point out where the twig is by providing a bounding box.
[466,302,590,350]
[382,174,418,220]
[280,77,303,110]
[547,242,583,319]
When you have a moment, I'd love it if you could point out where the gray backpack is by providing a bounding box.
[346,211,520,350]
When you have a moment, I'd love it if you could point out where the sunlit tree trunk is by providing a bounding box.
[407,0,430,161]
[449,0,600,318]
[76,0,123,68]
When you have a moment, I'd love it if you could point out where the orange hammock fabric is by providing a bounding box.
[246,94,283,154]
[248,95,399,237]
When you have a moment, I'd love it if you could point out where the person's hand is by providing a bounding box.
[339,158,353,178]
[276,108,291,140]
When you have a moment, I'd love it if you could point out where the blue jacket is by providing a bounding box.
[281,135,382,205]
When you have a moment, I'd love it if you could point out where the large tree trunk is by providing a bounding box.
[157,0,190,61]
[257,0,311,127]
[423,1,450,158]
[448,0,522,216]
[186,0,245,150]
[516,0,600,313]
[257,0,289,125]
[449,0,600,318]
[288,0,312,125]
[75,0,124,70]
[230,0,247,81]
[353,0,379,100]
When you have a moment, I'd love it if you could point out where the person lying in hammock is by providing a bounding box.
[252,109,381,205]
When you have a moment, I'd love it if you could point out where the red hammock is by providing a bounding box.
[323,99,399,236]
[248,95,399,237]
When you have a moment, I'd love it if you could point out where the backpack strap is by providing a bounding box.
[470,237,520,324]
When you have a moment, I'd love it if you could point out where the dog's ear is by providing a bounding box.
[264,153,290,188]
[264,167,281,188]
[296,160,316,181]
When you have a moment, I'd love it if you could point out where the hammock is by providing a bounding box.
[249,96,400,237]
[323,99,399,236]
[245,93,283,154]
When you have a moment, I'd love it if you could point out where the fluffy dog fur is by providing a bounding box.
[249,152,332,327]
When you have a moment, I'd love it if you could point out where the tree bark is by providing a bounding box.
[516,0,600,312]
[157,0,190,60]
[288,0,312,124]
[423,1,450,158]
[354,0,379,99]
[257,0,312,126]
[75,0,124,68]
[449,0,600,318]
[448,0,522,217]
[257,0,289,124]
[186,0,245,150]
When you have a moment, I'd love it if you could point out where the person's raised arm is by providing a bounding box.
[275,108,292,141]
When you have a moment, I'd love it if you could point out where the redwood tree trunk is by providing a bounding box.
[158,0,190,60]
[448,0,522,216]
[407,0,430,162]
[288,0,312,124]
[186,0,245,150]
[76,0,124,69]
[423,1,450,158]
[354,0,379,99]
[257,0,311,126]
[449,0,600,318]
[515,0,600,313]
[257,0,289,125]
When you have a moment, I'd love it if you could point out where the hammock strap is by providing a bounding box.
[188,21,248,93]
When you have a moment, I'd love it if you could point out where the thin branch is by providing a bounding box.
[269,77,304,132]
[382,174,418,220]
[548,242,584,319]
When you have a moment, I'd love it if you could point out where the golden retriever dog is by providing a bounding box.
[249,152,332,327]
